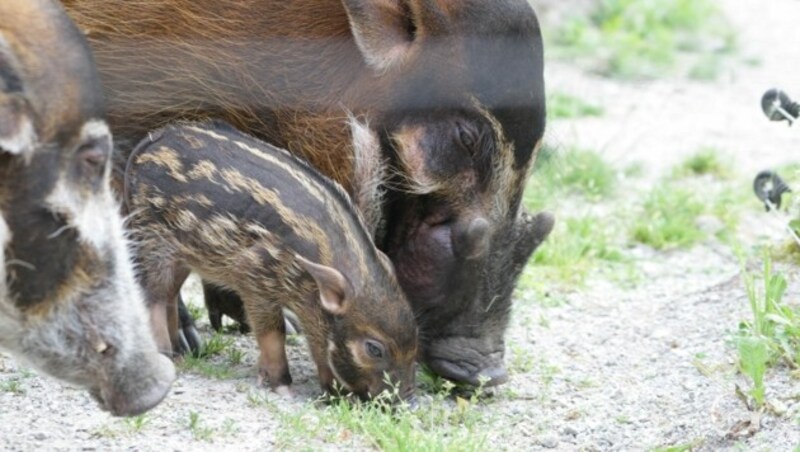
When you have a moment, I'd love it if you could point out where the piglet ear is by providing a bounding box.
[0,94,35,156]
[295,254,353,315]
[1,38,36,156]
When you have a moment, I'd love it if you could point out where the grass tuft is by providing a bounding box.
[673,148,732,179]
[0,378,24,395]
[188,411,214,441]
[268,377,490,451]
[631,184,706,250]
[522,214,625,289]
[734,255,800,408]
[525,146,617,211]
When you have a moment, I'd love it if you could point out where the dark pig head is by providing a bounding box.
[341,0,548,385]
[0,0,174,416]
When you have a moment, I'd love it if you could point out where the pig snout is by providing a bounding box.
[92,351,175,417]
[425,338,508,387]
[452,216,491,261]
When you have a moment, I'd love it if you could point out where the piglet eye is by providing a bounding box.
[365,339,385,360]
[78,144,108,178]
[81,146,106,167]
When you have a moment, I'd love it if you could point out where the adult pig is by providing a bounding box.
[0,0,174,416]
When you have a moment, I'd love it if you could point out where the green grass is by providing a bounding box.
[266,381,490,451]
[188,412,214,441]
[185,302,206,323]
[547,92,604,119]
[734,255,800,408]
[179,357,237,380]
[196,332,233,358]
[124,414,150,433]
[227,347,245,365]
[631,184,706,250]
[673,148,732,179]
[521,147,632,292]
[521,214,625,289]
[507,341,536,374]
[525,146,617,211]
[178,333,240,379]
[550,0,736,79]
[0,378,24,395]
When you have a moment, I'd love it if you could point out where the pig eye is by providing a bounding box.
[456,122,477,150]
[364,339,386,360]
[76,140,109,180]
[80,146,107,171]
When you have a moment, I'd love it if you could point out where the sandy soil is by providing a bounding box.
[2,0,800,450]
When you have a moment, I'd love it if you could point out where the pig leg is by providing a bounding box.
[245,299,292,395]
[202,281,225,332]
[176,296,202,355]
[165,267,191,356]
[140,257,190,357]
[306,335,336,395]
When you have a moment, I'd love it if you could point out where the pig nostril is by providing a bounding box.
[455,217,490,260]
[96,342,116,358]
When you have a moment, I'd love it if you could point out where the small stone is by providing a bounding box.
[33,433,47,441]
[538,433,559,449]
[767,399,788,416]
[561,425,579,437]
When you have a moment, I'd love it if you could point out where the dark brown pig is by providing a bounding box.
[62,0,551,386]
[203,284,250,334]
[124,121,418,401]
[0,0,174,416]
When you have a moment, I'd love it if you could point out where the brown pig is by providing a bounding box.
[0,0,174,416]
[124,120,418,401]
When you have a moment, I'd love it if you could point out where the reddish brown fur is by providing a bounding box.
[62,0,386,188]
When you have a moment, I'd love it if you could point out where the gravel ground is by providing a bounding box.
[2,1,800,450]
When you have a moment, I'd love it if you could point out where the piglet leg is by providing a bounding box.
[307,336,336,395]
[248,302,292,396]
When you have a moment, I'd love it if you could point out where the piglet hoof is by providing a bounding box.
[177,299,203,355]
[256,371,268,388]
[273,385,294,399]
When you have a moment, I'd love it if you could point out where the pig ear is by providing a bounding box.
[513,210,554,267]
[376,250,395,275]
[0,39,37,157]
[348,114,386,238]
[295,254,353,315]
[341,0,448,72]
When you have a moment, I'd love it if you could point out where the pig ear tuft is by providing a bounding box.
[348,115,386,237]
[295,254,353,315]
[341,0,419,72]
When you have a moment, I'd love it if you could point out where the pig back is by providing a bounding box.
[124,121,376,272]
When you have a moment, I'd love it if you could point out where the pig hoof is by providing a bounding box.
[273,385,293,399]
